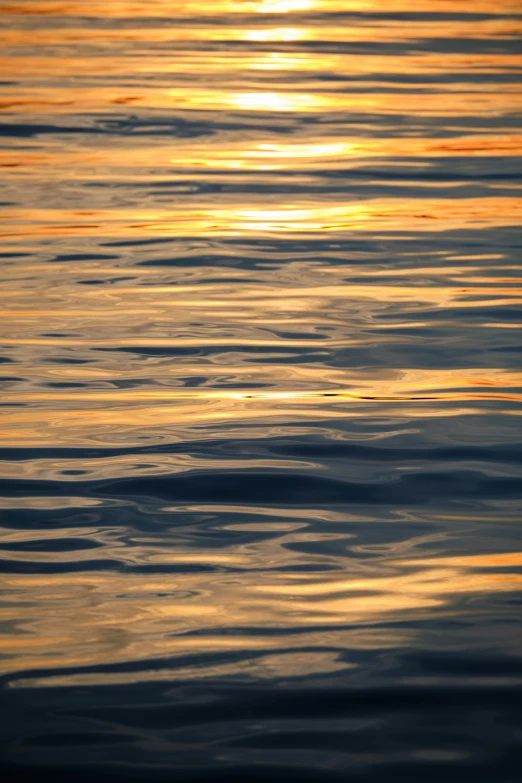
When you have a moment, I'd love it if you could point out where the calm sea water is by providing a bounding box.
[1,1,522,781]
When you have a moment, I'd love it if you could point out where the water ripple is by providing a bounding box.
[0,0,521,781]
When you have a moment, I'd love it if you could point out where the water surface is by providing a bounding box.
[1,1,522,781]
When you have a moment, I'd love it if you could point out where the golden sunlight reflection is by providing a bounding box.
[2,197,521,239]
[3,1,521,16]
[2,85,520,115]
[242,28,310,42]
[254,0,316,11]
[2,136,520,177]
[2,547,522,685]
[229,91,321,112]
[1,0,522,745]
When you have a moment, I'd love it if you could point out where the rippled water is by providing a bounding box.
[1,1,522,780]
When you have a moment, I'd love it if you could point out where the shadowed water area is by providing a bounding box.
[0,1,522,781]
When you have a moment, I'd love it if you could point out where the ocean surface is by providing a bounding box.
[1,1,522,781]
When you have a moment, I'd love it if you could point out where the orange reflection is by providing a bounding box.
[2,19,522,47]
[1,546,521,685]
[242,27,310,42]
[228,91,321,112]
[2,136,521,181]
[1,52,521,79]
[1,85,520,116]
[254,0,316,11]
[1,0,521,695]
[1,198,521,239]
[2,1,521,17]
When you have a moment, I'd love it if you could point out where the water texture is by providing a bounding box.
[0,1,522,780]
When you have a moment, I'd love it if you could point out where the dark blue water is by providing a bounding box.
[1,1,522,781]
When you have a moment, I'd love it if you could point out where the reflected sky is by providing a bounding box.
[0,1,522,778]
[2,517,522,684]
